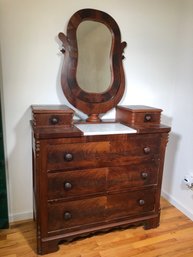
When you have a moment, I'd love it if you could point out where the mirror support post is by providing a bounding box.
[86,114,101,122]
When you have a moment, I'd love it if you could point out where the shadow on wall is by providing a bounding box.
[8,107,33,221]
[162,114,180,197]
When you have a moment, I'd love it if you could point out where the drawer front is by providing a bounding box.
[107,160,159,191]
[47,134,161,171]
[47,196,106,233]
[47,190,155,233]
[131,112,161,125]
[107,189,156,220]
[116,106,161,126]
[47,160,158,200]
[33,113,73,127]
[48,168,107,200]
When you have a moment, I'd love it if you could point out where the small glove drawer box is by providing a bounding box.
[32,105,74,127]
[116,105,162,126]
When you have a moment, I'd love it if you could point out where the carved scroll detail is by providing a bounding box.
[35,140,40,157]
[58,33,69,54]
[121,41,127,59]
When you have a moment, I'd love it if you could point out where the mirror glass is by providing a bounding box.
[76,21,112,93]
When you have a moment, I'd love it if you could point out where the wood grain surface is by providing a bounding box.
[0,198,193,257]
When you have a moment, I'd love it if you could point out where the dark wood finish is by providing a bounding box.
[2,199,193,257]
[31,105,170,255]
[107,160,159,190]
[32,105,74,127]
[47,196,106,232]
[47,168,107,200]
[46,133,161,172]
[106,188,156,220]
[31,8,170,255]
[31,124,83,139]
[58,9,126,122]
[116,105,162,126]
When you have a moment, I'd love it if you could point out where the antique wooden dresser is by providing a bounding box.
[31,9,171,255]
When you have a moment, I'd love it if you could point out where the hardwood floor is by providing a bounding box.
[0,198,193,257]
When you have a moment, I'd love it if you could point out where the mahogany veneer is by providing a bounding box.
[116,105,162,126]
[31,104,170,255]
[58,9,127,122]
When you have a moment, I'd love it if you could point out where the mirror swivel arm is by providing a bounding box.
[60,48,66,54]
[121,41,127,59]
[58,32,69,54]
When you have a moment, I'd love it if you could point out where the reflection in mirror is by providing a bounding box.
[76,21,112,93]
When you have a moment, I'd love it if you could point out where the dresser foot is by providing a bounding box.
[143,216,160,230]
[37,240,59,255]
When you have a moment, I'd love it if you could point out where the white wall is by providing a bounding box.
[0,0,193,221]
[161,0,193,220]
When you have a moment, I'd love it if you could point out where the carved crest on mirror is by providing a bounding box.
[58,8,126,122]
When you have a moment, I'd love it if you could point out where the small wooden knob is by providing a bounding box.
[139,199,145,206]
[143,147,151,154]
[60,48,66,54]
[144,114,152,122]
[64,212,72,220]
[141,172,148,179]
[64,153,73,161]
[64,182,72,190]
[50,116,59,125]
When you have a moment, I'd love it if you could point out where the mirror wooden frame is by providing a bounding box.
[58,8,126,122]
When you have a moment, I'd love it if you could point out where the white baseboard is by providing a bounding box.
[9,211,33,222]
[161,190,193,221]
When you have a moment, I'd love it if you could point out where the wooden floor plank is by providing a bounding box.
[0,198,193,257]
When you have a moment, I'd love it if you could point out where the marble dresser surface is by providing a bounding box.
[75,123,137,136]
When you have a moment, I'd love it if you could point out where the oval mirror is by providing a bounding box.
[76,20,112,93]
[58,9,126,122]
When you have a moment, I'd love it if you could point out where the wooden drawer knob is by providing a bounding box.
[143,147,151,154]
[139,199,145,206]
[60,48,66,54]
[64,182,72,190]
[144,114,152,122]
[50,116,59,125]
[64,212,72,220]
[64,153,73,161]
[141,172,148,179]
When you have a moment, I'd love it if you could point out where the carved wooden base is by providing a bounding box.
[144,215,160,230]
[37,215,160,255]
[38,239,59,255]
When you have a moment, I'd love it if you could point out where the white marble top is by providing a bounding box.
[75,123,137,136]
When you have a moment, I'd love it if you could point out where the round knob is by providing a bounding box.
[64,182,72,190]
[141,172,148,179]
[60,48,66,54]
[64,153,73,161]
[144,114,152,122]
[64,212,72,220]
[139,199,145,206]
[50,116,59,125]
[143,147,151,154]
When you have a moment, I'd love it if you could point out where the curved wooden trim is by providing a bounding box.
[59,9,126,120]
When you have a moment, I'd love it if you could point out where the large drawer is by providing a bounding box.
[47,160,158,200]
[47,189,156,234]
[46,134,161,171]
